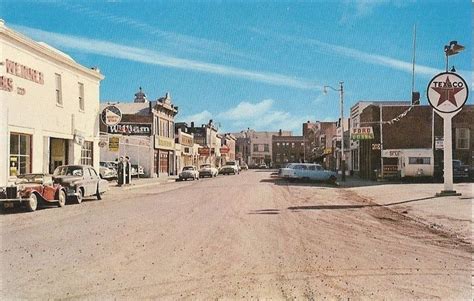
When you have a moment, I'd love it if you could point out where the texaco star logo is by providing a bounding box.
[427,72,468,114]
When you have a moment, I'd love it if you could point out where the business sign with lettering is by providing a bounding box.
[382,149,401,158]
[108,137,120,152]
[101,105,122,126]
[107,123,152,136]
[351,127,374,140]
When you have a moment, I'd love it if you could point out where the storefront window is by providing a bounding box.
[80,141,93,166]
[10,133,31,176]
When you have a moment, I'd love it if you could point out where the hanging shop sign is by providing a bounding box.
[198,147,210,156]
[73,130,85,146]
[350,127,374,140]
[107,123,152,136]
[101,105,122,126]
[220,146,230,154]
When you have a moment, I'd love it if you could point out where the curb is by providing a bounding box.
[111,179,178,191]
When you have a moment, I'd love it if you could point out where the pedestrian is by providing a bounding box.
[125,156,132,185]
[117,156,124,186]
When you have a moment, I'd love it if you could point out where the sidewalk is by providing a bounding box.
[107,175,179,191]
[345,178,473,242]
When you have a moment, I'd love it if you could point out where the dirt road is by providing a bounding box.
[1,171,471,299]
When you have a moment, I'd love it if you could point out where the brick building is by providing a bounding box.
[357,104,473,180]
[272,135,306,168]
[302,121,337,169]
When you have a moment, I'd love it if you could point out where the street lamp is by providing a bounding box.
[323,81,345,181]
[444,41,465,72]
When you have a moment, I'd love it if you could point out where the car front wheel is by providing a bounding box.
[26,193,38,212]
[76,189,83,204]
[57,190,66,207]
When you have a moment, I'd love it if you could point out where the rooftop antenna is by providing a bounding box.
[411,24,420,105]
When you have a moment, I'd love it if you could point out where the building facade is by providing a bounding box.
[182,120,221,167]
[220,133,236,165]
[272,135,306,168]
[1,20,104,186]
[303,121,337,169]
[100,89,178,177]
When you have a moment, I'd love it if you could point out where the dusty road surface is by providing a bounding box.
[1,171,471,299]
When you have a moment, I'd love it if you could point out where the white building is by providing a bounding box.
[0,20,104,186]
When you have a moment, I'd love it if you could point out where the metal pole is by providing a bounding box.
[340,81,346,181]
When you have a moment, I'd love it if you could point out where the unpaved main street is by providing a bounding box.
[1,171,471,299]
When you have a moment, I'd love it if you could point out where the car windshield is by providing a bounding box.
[53,166,83,177]
[227,162,236,165]
[16,174,44,184]
[183,166,194,171]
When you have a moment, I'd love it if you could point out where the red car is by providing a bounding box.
[0,174,67,212]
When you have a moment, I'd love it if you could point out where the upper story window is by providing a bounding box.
[55,73,62,105]
[253,144,258,152]
[78,82,84,111]
[264,144,269,152]
[456,128,470,150]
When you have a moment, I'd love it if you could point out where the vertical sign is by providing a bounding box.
[427,72,468,196]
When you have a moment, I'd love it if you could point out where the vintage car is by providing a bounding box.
[279,163,337,183]
[99,161,118,180]
[0,174,67,212]
[219,163,239,175]
[240,162,249,170]
[53,165,108,203]
[199,164,218,178]
[178,166,200,181]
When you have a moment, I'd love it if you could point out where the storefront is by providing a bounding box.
[154,136,175,177]
[1,20,104,185]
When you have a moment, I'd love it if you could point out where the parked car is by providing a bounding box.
[225,160,241,171]
[53,165,108,203]
[199,164,218,178]
[279,163,337,184]
[240,162,249,170]
[258,163,268,169]
[131,164,145,177]
[453,160,470,181]
[219,163,239,175]
[178,166,199,181]
[99,161,117,180]
[0,174,67,212]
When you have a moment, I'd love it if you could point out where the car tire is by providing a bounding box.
[76,188,83,204]
[96,187,102,200]
[328,175,337,184]
[57,190,66,208]
[26,193,38,212]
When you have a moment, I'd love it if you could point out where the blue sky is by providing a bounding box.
[3,0,472,134]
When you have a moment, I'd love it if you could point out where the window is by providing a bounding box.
[264,144,269,152]
[9,133,32,176]
[55,73,62,105]
[276,143,280,147]
[456,128,469,150]
[291,143,295,148]
[80,141,93,166]
[253,144,258,152]
[78,82,84,111]
[408,157,430,165]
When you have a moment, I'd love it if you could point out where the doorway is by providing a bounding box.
[50,138,68,173]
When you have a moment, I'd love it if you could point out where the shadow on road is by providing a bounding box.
[260,178,338,188]
[287,196,438,211]
[248,208,280,215]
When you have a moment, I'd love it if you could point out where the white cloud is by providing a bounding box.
[217,99,274,120]
[13,25,322,90]
[178,110,213,126]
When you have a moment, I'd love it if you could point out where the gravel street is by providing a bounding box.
[1,171,471,299]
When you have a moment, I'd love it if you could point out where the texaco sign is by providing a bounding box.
[427,72,468,115]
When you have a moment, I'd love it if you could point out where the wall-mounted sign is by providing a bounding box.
[198,147,210,156]
[220,147,230,154]
[101,105,122,126]
[351,127,374,140]
[382,149,401,158]
[108,137,120,152]
[372,143,381,150]
[107,123,152,136]
[5,59,44,85]
[73,131,85,146]
[154,136,174,150]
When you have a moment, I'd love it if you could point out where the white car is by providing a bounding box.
[178,166,200,181]
[99,162,117,180]
[199,164,218,178]
[279,163,337,183]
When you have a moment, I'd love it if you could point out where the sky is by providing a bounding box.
[3,0,472,134]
